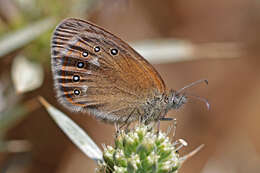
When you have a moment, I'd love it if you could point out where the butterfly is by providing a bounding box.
[51,18,209,124]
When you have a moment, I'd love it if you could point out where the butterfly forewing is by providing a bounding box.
[51,18,166,123]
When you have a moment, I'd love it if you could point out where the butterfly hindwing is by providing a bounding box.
[51,18,166,123]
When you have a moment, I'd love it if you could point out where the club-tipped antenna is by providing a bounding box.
[185,93,210,110]
[177,79,208,94]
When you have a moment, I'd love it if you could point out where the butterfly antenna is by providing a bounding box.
[177,79,208,94]
[185,93,210,110]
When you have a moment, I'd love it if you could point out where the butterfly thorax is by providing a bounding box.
[140,90,186,123]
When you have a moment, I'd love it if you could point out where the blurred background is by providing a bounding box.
[0,0,260,172]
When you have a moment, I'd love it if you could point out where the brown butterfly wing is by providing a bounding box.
[51,18,166,123]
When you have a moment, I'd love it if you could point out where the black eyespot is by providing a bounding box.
[73,75,80,82]
[111,48,118,55]
[94,46,100,52]
[74,89,81,95]
[77,62,84,68]
[82,52,88,57]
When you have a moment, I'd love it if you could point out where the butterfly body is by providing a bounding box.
[51,18,187,124]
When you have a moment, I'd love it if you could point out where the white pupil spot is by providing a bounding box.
[111,49,118,55]
[94,46,100,52]
[73,75,80,82]
[77,62,84,68]
[74,89,80,95]
[82,52,88,57]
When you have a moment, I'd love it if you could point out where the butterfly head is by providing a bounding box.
[167,90,187,110]
[166,79,210,111]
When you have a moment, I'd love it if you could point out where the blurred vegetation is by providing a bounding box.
[0,0,102,171]
[0,0,100,64]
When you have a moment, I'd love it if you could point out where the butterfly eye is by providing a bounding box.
[111,48,118,55]
[82,52,88,57]
[94,46,101,52]
[73,75,80,82]
[77,62,84,68]
[73,89,81,95]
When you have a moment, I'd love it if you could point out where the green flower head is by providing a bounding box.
[97,123,202,173]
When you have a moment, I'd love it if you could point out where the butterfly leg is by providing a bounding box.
[166,118,177,141]
[156,120,161,135]
[114,123,120,138]
[119,108,137,131]
[156,116,174,135]
[160,117,173,121]
[156,113,173,135]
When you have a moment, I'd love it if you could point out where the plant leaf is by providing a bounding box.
[38,96,103,162]
[0,17,56,57]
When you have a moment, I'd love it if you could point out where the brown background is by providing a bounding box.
[1,0,260,172]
